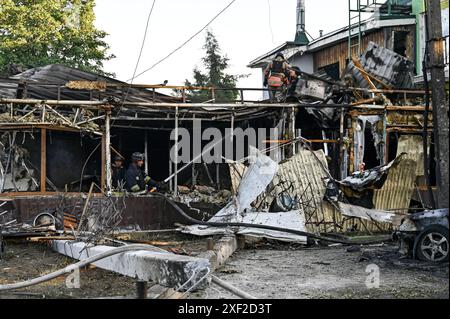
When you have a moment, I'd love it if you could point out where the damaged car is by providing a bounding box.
[395,209,449,263]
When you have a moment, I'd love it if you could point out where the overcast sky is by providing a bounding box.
[94,0,350,92]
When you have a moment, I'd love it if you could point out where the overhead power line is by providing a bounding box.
[129,0,238,82]
[267,0,275,44]
[112,0,157,128]
[129,0,158,84]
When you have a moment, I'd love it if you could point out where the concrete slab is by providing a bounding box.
[198,235,239,271]
[51,240,210,290]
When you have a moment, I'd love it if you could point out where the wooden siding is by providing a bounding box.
[313,25,416,77]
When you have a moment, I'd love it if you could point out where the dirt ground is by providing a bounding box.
[1,239,448,299]
[0,242,138,299]
[0,234,210,299]
[193,243,449,299]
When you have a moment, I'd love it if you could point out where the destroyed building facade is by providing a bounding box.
[1,0,449,240]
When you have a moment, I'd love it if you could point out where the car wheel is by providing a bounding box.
[415,225,449,263]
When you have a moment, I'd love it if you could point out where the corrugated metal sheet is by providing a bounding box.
[228,150,335,232]
[227,149,399,233]
[271,150,328,208]
[266,150,393,233]
[361,41,415,87]
[228,161,246,195]
[313,25,415,81]
[347,41,415,89]
[256,150,336,233]
[396,135,426,176]
[0,80,18,99]
[8,64,178,103]
[373,158,417,214]
[314,29,386,77]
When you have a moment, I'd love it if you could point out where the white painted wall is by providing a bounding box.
[258,52,315,100]
[290,53,314,73]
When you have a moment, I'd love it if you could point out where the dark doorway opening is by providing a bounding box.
[362,123,380,170]
[318,62,340,80]
[393,31,409,57]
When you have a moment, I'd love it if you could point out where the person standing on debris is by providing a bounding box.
[111,155,126,190]
[288,66,301,95]
[263,52,291,87]
[125,152,166,193]
[264,53,299,97]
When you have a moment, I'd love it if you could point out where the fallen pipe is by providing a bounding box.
[211,275,256,299]
[153,193,392,246]
[0,244,170,292]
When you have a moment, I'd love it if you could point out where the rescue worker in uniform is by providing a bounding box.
[111,155,126,190]
[263,52,290,87]
[125,152,165,193]
[288,66,301,95]
[263,52,301,99]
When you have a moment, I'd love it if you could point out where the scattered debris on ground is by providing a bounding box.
[193,244,448,299]
[0,1,448,300]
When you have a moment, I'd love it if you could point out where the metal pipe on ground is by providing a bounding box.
[0,244,165,292]
[211,275,256,299]
[152,193,392,245]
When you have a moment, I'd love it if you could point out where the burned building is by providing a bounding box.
[0,0,447,261]
[0,64,296,232]
[0,0,448,301]
[247,0,447,214]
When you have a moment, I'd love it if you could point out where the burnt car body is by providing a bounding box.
[395,209,449,262]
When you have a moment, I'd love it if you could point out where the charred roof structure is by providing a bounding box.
[0,1,447,270]
[1,0,449,299]
[0,42,439,236]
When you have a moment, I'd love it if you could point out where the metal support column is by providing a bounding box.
[191,115,196,189]
[105,109,112,196]
[169,158,173,192]
[381,109,387,165]
[144,132,149,175]
[216,164,220,189]
[292,107,297,155]
[339,107,346,179]
[40,128,46,192]
[173,106,179,196]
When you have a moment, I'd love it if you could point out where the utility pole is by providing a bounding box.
[426,0,449,208]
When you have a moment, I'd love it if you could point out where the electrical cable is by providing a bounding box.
[112,0,157,127]
[130,0,157,86]
[0,236,260,299]
[77,0,158,181]
[179,267,211,297]
[78,142,101,193]
[151,192,392,245]
[165,269,199,298]
[0,240,252,298]
[267,0,275,44]
[130,0,237,81]
[164,267,211,299]
[0,244,168,292]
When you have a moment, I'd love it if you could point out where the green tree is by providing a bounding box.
[184,30,245,103]
[0,0,114,76]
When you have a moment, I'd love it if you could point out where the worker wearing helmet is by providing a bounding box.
[111,155,126,190]
[125,152,163,193]
[263,52,291,86]
[288,66,301,95]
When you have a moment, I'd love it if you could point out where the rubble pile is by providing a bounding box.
[0,108,100,131]
[177,185,232,207]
